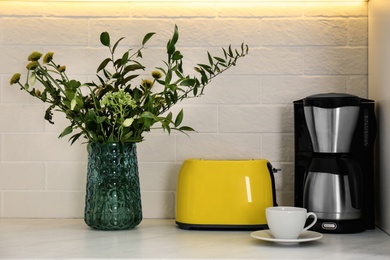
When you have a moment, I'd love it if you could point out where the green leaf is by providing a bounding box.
[122,131,134,141]
[166,112,173,122]
[113,58,123,69]
[155,67,166,75]
[112,72,121,79]
[69,80,81,89]
[172,25,179,44]
[132,88,142,101]
[112,37,125,53]
[96,58,111,73]
[172,51,183,61]
[179,126,195,132]
[95,116,106,124]
[87,110,97,121]
[178,60,183,73]
[198,64,213,75]
[228,45,234,57]
[172,90,178,103]
[207,52,213,66]
[223,48,228,59]
[103,68,111,79]
[59,125,73,138]
[123,64,145,74]
[76,95,84,109]
[121,74,140,85]
[121,52,129,66]
[167,25,179,55]
[175,69,184,79]
[140,111,157,119]
[154,79,164,86]
[142,32,156,45]
[143,117,152,129]
[193,86,198,96]
[83,82,97,87]
[163,123,171,134]
[108,132,115,143]
[197,69,208,85]
[164,92,172,106]
[44,105,54,124]
[214,56,226,63]
[165,70,172,85]
[65,89,75,100]
[96,75,106,86]
[167,39,176,55]
[41,90,47,102]
[242,43,249,55]
[175,109,184,127]
[69,133,82,145]
[100,32,110,47]
[167,84,177,91]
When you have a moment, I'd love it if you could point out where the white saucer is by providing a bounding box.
[250,230,323,245]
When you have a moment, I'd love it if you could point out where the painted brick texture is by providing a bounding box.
[0,1,368,218]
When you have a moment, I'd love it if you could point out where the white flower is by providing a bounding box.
[123,118,134,127]
[71,97,77,110]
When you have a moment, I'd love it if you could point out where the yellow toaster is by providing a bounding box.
[175,159,277,229]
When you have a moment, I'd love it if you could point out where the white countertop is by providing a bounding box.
[0,219,389,259]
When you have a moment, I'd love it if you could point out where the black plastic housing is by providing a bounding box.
[293,95,377,233]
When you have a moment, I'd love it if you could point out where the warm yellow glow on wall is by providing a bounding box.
[0,0,369,2]
[0,0,368,15]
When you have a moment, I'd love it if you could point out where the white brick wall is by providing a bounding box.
[0,1,368,218]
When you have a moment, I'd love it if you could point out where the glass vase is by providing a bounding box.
[84,142,142,230]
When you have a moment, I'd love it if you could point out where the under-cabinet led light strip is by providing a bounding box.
[0,0,370,2]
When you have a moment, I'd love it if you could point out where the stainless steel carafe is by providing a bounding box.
[303,93,363,222]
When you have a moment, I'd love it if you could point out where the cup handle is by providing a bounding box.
[303,212,317,232]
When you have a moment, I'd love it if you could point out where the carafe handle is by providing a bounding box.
[339,158,362,210]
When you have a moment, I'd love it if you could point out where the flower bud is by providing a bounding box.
[10,73,21,85]
[58,65,66,73]
[43,52,54,64]
[123,118,134,127]
[152,70,162,79]
[71,98,77,110]
[142,79,153,89]
[28,51,42,61]
[26,61,39,70]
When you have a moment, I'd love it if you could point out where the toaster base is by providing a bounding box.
[176,221,268,230]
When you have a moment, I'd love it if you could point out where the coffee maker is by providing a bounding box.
[294,93,376,233]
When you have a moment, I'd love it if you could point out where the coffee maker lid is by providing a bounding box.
[303,93,360,108]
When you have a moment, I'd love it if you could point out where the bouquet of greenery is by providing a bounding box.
[10,25,248,144]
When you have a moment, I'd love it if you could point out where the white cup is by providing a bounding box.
[266,206,317,239]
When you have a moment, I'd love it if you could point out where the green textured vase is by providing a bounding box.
[84,142,142,230]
